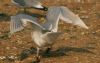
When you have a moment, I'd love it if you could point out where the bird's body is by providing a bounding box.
[11,0,42,7]
[31,31,60,48]
[11,0,48,11]
[10,6,89,61]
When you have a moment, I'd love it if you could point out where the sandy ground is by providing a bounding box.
[0,0,100,63]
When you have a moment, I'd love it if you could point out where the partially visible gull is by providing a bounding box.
[10,6,88,62]
[11,0,48,11]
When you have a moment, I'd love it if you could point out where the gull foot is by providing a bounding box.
[31,56,41,63]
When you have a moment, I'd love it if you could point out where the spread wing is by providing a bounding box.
[44,6,88,32]
[60,6,88,29]
[10,14,45,34]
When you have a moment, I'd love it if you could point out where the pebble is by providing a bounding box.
[80,15,89,19]
[80,10,87,14]
[81,32,85,35]
[6,47,10,50]
[8,56,18,59]
[91,32,96,34]
[0,56,6,60]
[0,55,18,60]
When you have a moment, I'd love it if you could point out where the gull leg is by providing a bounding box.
[20,8,27,13]
[31,47,40,63]
[31,47,41,63]
[36,47,40,58]
[35,47,41,62]
[24,8,27,13]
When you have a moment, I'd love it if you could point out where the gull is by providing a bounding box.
[10,6,88,61]
[11,0,48,11]
[10,13,62,62]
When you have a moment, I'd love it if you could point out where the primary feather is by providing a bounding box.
[60,6,88,29]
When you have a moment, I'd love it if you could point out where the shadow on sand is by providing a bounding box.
[42,46,95,58]
[18,46,95,61]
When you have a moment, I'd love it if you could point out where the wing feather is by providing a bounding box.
[60,6,88,29]
[44,6,88,33]
[10,16,24,34]
[43,6,61,32]
[11,0,42,8]
[10,14,45,34]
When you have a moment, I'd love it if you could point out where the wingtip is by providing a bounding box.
[77,23,89,29]
[81,25,89,29]
[85,26,89,29]
[82,23,89,29]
